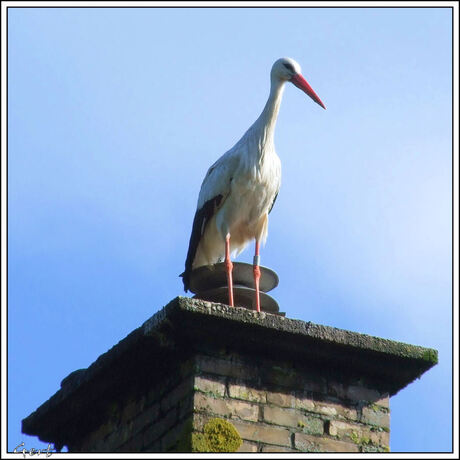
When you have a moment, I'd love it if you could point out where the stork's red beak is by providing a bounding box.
[291,74,326,110]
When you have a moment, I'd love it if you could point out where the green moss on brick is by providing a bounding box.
[360,436,372,446]
[350,431,360,444]
[368,402,389,414]
[349,431,374,448]
[422,349,438,365]
[201,418,242,452]
[175,418,242,453]
[191,433,209,452]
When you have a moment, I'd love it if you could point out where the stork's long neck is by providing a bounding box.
[254,76,286,149]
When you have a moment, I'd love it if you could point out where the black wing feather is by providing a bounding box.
[180,194,223,292]
[268,191,278,214]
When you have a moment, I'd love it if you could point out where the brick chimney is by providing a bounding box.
[22,297,437,453]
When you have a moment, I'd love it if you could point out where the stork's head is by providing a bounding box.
[271,57,326,110]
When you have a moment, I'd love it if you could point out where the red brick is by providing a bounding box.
[303,376,328,394]
[238,441,258,452]
[178,394,194,419]
[361,406,390,429]
[194,375,226,397]
[132,402,160,435]
[263,406,323,435]
[312,400,358,421]
[194,392,259,422]
[262,364,303,389]
[328,381,381,403]
[196,355,258,381]
[295,433,359,452]
[231,420,291,447]
[192,412,212,431]
[347,385,381,402]
[143,407,178,447]
[161,377,194,412]
[266,390,294,407]
[375,393,390,409]
[328,419,357,437]
[261,445,296,452]
[294,391,315,411]
[161,418,192,452]
[229,382,266,403]
[371,430,390,448]
[328,419,389,449]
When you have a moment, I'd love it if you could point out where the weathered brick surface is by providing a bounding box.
[194,375,226,397]
[266,390,294,407]
[91,421,114,444]
[231,420,292,447]
[120,430,144,452]
[161,376,194,412]
[261,445,297,452]
[132,402,160,435]
[161,418,191,452]
[328,381,384,404]
[178,394,194,419]
[263,405,324,435]
[295,432,360,452]
[68,350,393,453]
[121,397,145,424]
[77,418,119,452]
[376,393,390,409]
[194,392,259,422]
[146,381,168,407]
[361,405,390,429]
[196,354,258,381]
[23,297,439,454]
[328,419,358,437]
[261,364,304,389]
[238,441,258,452]
[142,407,177,447]
[311,400,358,421]
[104,421,132,451]
[191,412,212,432]
[302,376,328,394]
[347,385,381,402]
[327,419,388,446]
[229,381,267,403]
[143,439,161,452]
[370,429,390,448]
[195,410,291,448]
[294,391,315,411]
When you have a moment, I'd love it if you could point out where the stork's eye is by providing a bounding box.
[283,62,295,72]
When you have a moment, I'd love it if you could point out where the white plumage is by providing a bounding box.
[192,121,281,268]
[181,57,325,308]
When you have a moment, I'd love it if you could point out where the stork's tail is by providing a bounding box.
[179,270,191,292]
[181,194,223,293]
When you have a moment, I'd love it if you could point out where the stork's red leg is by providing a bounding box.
[253,240,261,312]
[225,233,234,307]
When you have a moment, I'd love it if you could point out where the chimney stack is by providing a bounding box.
[22,297,437,452]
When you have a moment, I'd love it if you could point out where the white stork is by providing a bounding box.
[181,57,325,311]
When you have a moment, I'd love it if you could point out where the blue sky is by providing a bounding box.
[7,6,452,453]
